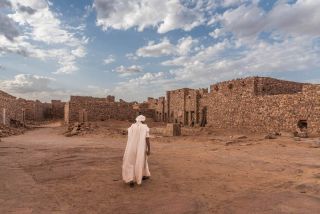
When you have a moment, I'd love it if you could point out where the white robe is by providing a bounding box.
[122,122,151,185]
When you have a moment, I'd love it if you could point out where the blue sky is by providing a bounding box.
[0,0,319,102]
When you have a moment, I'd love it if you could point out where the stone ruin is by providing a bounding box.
[0,90,65,127]
[2,76,320,137]
[64,96,138,124]
[145,76,320,136]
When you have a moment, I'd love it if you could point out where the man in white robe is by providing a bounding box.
[122,115,151,187]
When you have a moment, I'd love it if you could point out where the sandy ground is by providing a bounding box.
[0,121,320,214]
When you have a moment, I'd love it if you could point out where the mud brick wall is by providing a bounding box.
[51,100,65,119]
[66,96,138,123]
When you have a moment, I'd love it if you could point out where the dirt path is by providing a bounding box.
[0,126,320,213]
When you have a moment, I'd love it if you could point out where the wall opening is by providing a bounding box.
[191,111,195,127]
[200,107,207,127]
[185,111,189,125]
[297,120,308,131]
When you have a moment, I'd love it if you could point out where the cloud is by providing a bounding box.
[17,4,37,15]
[0,0,87,74]
[0,74,54,94]
[0,13,19,41]
[114,65,143,75]
[0,0,11,8]
[107,71,176,101]
[93,0,211,33]
[136,38,175,57]
[126,53,138,60]
[163,35,320,84]
[218,0,320,39]
[135,36,198,58]
[103,55,115,64]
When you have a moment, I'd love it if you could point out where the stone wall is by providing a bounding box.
[205,79,320,135]
[0,90,53,126]
[65,96,138,124]
[145,76,320,135]
[0,91,24,125]
[51,100,65,119]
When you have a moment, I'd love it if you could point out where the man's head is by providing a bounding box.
[135,115,146,123]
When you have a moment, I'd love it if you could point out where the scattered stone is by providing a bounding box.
[0,124,25,138]
[293,131,308,138]
[309,142,320,148]
[237,135,247,139]
[225,140,239,146]
[265,133,277,139]
[294,137,301,141]
[64,122,96,137]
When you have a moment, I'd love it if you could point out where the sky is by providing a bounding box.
[0,0,319,102]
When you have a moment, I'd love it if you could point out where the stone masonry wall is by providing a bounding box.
[0,90,53,126]
[205,83,320,135]
[66,96,138,124]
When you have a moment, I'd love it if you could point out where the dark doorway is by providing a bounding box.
[185,111,189,125]
[200,107,207,127]
[191,111,195,127]
[297,120,308,131]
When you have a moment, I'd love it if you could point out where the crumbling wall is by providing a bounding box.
[0,90,54,126]
[155,97,165,122]
[0,91,24,125]
[205,84,320,135]
[66,96,138,124]
[254,77,304,96]
[210,77,255,97]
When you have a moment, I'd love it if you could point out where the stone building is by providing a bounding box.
[64,95,138,124]
[146,77,320,136]
[0,90,53,126]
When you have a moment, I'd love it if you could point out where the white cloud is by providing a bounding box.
[0,0,87,74]
[107,71,177,101]
[114,65,143,77]
[209,28,224,39]
[135,36,198,58]
[103,55,115,64]
[0,74,54,94]
[136,38,175,57]
[163,35,320,84]
[219,0,320,39]
[126,53,139,60]
[93,0,211,33]
[177,36,199,56]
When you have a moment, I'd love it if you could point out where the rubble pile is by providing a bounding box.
[64,122,97,137]
[0,124,25,138]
